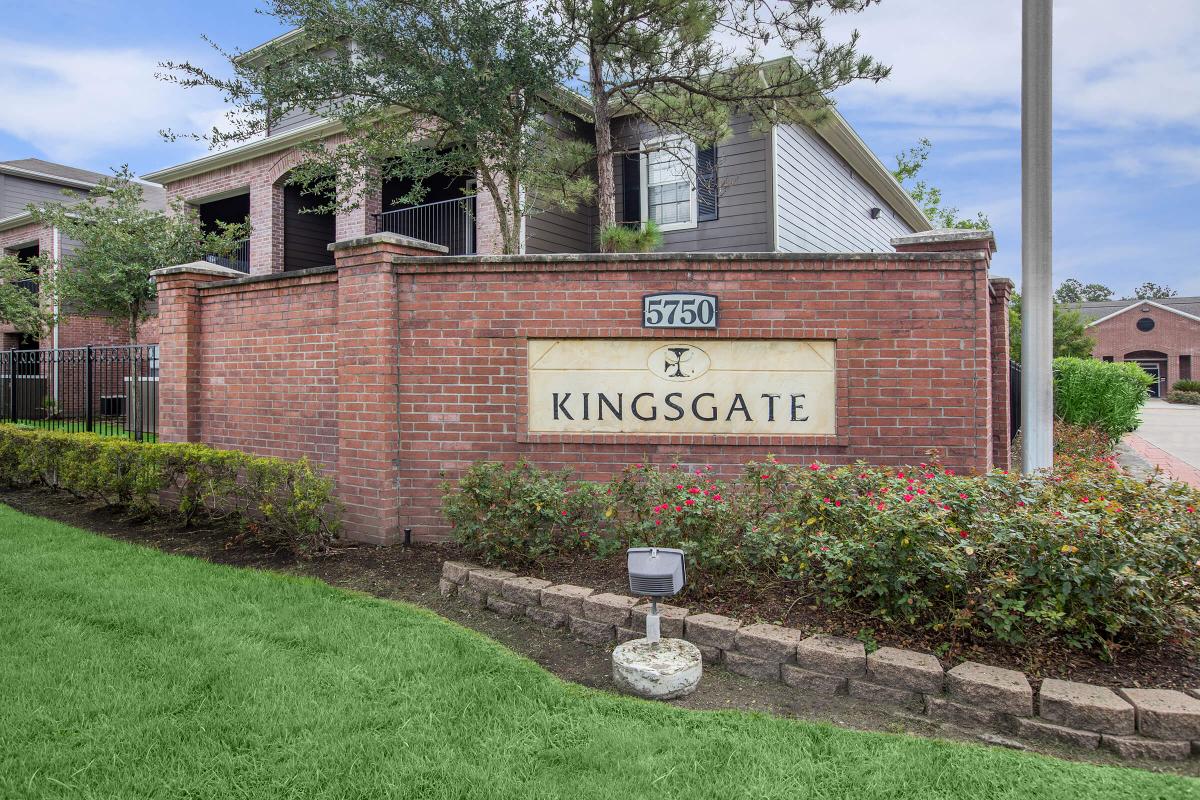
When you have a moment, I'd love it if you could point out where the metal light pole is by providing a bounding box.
[1021,0,1054,473]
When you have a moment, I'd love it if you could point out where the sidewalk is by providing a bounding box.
[1121,400,1200,488]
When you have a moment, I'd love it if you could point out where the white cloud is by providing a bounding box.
[826,0,1200,130]
[0,40,228,166]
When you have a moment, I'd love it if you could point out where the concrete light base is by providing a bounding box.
[612,638,703,700]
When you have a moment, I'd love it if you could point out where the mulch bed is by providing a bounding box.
[4,485,1198,692]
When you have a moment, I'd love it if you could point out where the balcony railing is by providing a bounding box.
[373,196,476,255]
[203,239,250,274]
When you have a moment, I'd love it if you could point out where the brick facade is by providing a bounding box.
[1,219,158,350]
[1088,302,1199,394]
[155,231,1007,544]
[160,136,505,276]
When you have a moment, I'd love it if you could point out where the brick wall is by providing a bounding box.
[989,278,1014,471]
[1089,303,1200,391]
[155,232,1006,544]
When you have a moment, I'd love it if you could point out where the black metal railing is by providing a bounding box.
[373,197,476,255]
[203,238,251,274]
[2,344,159,441]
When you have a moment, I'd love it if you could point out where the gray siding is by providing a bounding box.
[0,175,74,217]
[774,122,913,253]
[524,202,596,254]
[613,113,772,252]
[269,106,325,137]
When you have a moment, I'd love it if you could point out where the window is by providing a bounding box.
[1102,356,1114,362]
[641,137,697,231]
[1182,355,1192,381]
[1136,317,1155,332]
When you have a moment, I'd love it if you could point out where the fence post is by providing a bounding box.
[7,349,15,424]
[85,345,94,433]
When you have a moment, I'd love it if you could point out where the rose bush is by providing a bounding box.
[442,430,1200,652]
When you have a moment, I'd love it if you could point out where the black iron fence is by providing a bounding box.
[2,345,159,441]
[203,238,251,274]
[374,196,476,255]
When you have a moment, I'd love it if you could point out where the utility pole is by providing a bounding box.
[1021,0,1053,473]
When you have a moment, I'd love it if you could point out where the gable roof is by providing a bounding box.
[0,158,111,189]
[1076,297,1200,327]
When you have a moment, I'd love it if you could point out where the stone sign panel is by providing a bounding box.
[527,339,836,435]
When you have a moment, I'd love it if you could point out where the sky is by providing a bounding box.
[1,0,1198,296]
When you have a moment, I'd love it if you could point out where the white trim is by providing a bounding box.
[640,135,698,232]
[769,125,780,251]
[0,211,36,233]
[141,118,343,184]
[1085,299,1200,328]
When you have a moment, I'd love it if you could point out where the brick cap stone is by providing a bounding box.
[328,231,449,253]
[1118,688,1200,740]
[866,647,944,694]
[150,261,245,279]
[1038,678,1134,735]
[501,576,551,606]
[946,661,1033,717]
[581,592,639,626]
[891,228,997,252]
[540,584,595,616]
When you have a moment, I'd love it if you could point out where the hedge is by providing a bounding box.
[1167,390,1200,406]
[442,434,1200,652]
[1053,357,1153,438]
[1172,379,1200,393]
[0,425,339,555]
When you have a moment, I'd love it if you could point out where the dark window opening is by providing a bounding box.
[1102,356,1114,362]
[1136,317,1155,332]
[1181,355,1193,381]
[11,243,39,295]
[195,193,250,273]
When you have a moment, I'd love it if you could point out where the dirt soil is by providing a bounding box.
[4,486,1197,776]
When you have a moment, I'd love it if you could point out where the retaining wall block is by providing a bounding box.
[684,613,742,650]
[441,561,480,585]
[616,627,642,644]
[847,679,923,712]
[501,576,551,607]
[438,578,458,598]
[695,644,723,665]
[569,616,614,645]
[925,696,1013,731]
[724,651,781,681]
[1038,678,1134,735]
[795,635,867,677]
[526,606,568,629]
[541,584,595,617]
[734,623,804,663]
[467,568,515,595]
[581,593,640,627]
[459,585,486,609]
[486,595,524,618]
[781,665,848,695]
[865,647,944,694]
[630,603,689,638]
[1118,688,1200,741]
[946,661,1033,717]
[1013,718,1101,750]
[1101,735,1192,761]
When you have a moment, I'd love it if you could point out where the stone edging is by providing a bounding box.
[440,560,1200,762]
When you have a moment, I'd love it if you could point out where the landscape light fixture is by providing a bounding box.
[627,547,685,642]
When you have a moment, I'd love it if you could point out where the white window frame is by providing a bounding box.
[640,135,698,232]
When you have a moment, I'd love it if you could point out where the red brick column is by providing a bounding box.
[329,233,447,544]
[150,262,244,443]
[989,278,1015,470]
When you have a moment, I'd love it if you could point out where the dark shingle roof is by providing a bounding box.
[0,158,111,186]
[1072,297,1200,323]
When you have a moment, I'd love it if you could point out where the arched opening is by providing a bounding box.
[1124,350,1168,398]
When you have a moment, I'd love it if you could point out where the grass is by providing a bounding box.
[0,506,1195,800]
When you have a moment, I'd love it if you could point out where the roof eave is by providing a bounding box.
[1086,299,1200,328]
[0,164,99,191]
[141,119,344,184]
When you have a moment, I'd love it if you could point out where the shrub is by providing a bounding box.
[1053,357,1153,438]
[1167,390,1200,405]
[0,426,339,555]
[1172,379,1200,393]
[597,220,663,253]
[441,452,1200,651]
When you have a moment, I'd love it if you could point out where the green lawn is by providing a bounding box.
[0,506,1194,800]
